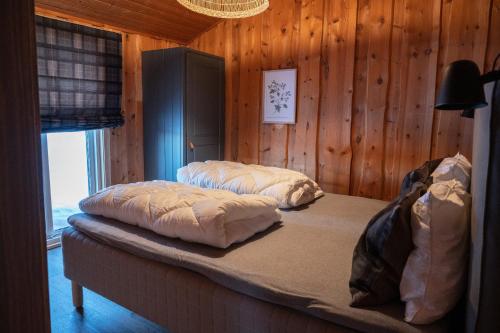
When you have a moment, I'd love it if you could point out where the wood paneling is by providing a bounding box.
[289,0,325,180]
[350,0,393,198]
[259,0,301,168]
[485,0,500,72]
[190,0,497,200]
[237,16,263,164]
[317,0,357,193]
[40,1,496,200]
[35,0,220,44]
[431,0,492,160]
[0,0,50,331]
[383,0,441,200]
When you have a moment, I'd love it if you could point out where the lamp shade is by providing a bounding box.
[435,60,487,110]
[177,0,269,18]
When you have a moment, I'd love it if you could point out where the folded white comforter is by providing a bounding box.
[79,181,281,248]
[177,161,324,208]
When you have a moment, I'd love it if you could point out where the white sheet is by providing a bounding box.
[177,161,324,208]
[79,181,281,248]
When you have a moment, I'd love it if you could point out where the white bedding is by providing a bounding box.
[79,181,281,248]
[177,161,324,208]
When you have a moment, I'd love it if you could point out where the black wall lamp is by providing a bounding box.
[435,56,500,118]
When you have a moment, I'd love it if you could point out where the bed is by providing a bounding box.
[62,83,499,333]
[63,193,448,333]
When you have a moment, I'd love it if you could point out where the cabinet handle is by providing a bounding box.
[189,141,195,151]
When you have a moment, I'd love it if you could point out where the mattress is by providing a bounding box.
[67,193,449,333]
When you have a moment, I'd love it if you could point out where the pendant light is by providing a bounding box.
[177,0,269,18]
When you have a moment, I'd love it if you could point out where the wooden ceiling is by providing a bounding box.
[35,0,221,44]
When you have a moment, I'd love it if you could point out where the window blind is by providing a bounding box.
[35,16,124,132]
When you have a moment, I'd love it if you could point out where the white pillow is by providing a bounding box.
[431,153,472,188]
[400,180,471,324]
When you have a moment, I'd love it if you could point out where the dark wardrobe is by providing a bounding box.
[142,47,225,181]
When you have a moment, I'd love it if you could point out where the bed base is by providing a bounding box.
[62,229,356,333]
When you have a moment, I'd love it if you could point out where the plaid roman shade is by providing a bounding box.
[35,16,124,132]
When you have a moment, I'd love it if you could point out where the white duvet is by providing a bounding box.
[177,161,324,209]
[79,181,281,248]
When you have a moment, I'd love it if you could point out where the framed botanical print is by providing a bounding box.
[262,68,297,124]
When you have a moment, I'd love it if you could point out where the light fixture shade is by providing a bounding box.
[435,60,487,110]
[177,0,269,18]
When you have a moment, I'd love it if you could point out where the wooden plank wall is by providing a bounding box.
[190,0,499,200]
[317,0,356,194]
[431,0,491,161]
[40,1,498,200]
[383,0,441,200]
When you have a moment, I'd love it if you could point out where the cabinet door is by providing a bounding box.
[143,52,166,180]
[185,52,224,163]
[143,49,185,181]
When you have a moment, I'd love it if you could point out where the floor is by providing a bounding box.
[48,247,168,333]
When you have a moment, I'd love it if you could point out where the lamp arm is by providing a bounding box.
[461,54,500,118]
[481,70,500,84]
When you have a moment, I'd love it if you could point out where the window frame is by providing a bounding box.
[86,129,111,194]
[41,129,109,247]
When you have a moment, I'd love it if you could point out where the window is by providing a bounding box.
[42,130,109,246]
[35,16,121,247]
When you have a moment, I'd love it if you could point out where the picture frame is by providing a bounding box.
[262,68,297,124]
